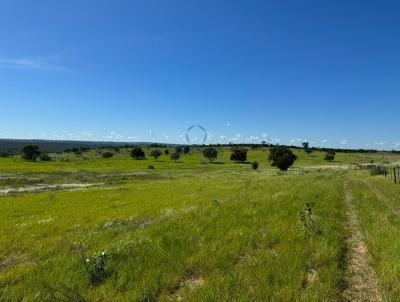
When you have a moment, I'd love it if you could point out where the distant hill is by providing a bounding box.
[0,139,167,154]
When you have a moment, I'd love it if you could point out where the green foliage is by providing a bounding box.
[302,141,312,154]
[39,153,52,161]
[268,146,297,170]
[130,147,145,160]
[298,203,322,236]
[230,148,247,162]
[324,150,336,161]
[21,145,41,161]
[175,146,183,154]
[148,165,155,169]
[82,250,110,286]
[170,152,180,162]
[150,149,162,160]
[164,149,169,155]
[102,151,114,159]
[183,146,190,154]
[251,161,259,170]
[203,147,218,162]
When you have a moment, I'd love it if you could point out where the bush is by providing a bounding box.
[203,147,218,162]
[130,147,145,160]
[150,149,162,160]
[175,146,183,154]
[251,161,259,170]
[102,151,114,159]
[230,149,247,162]
[324,150,335,161]
[164,149,169,155]
[82,251,109,285]
[183,146,190,154]
[148,165,155,169]
[299,203,322,236]
[268,146,297,170]
[39,153,52,161]
[170,152,180,162]
[21,145,41,161]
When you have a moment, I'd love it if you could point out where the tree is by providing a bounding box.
[268,146,297,170]
[170,152,180,162]
[164,149,169,155]
[203,147,218,162]
[230,149,247,163]
[324,150,336,161]
[21,145,41,161]
[302,141,312,154]
[39,153,52,161]
[102,151,114,158]
[251,161,259,170]
[130,147,145,160]
[183,146,190,154]
[150,149,162,161]
[175,146,183,154]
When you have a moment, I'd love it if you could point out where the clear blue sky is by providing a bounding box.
[1,0,400,149]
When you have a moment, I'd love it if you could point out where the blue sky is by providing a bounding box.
[1,1,400,149]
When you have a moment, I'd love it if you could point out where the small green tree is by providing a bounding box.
[203,147,218,162]
[175,146,183,154]
[324,150,336,161]
[183,146,190,154]
[251,161,259,170]
[302,141,312,154]
[150,149,162,161]
[102,151,114,158]
[230,149,247,163]
[39,153,52,161]
[21,145,41,161]
[268,146,297,170]
[130,147,145,160]
[170,152,180,162]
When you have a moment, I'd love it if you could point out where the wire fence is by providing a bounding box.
[363,165,400,184]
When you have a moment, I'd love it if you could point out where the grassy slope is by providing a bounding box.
[1,148,400,301]
[0,148,397,174]
[1,170,346,301]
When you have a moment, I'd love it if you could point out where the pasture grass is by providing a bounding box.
[1,147,400,301]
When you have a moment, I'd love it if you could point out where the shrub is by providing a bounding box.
[299,203,322,236]
[302,141,312,154]
[268,146,297,170]
[170,152,180,162]
[203,147,218,162]
[175,146,183,154]
[230,148,247,162]
[324,150,335,161]
[251,161,259,170]
[164,149,169,155]
[150,149,162,160]
[183,146,190,154]
[40,153,52,161]
[82,251,109,285]
[148,165,155,169]
[102,151,114,159]
[130,147,145,160]
[21,145,41,161]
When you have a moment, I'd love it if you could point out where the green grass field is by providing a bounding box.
[1,148,400,301]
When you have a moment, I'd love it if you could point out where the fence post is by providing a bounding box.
[394,167,397,184]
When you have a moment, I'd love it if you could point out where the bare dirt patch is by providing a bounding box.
[342,182,382,302]
[169,273,204,301]
[0,183,102,196]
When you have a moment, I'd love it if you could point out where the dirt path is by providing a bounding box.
[342,181,382,302]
